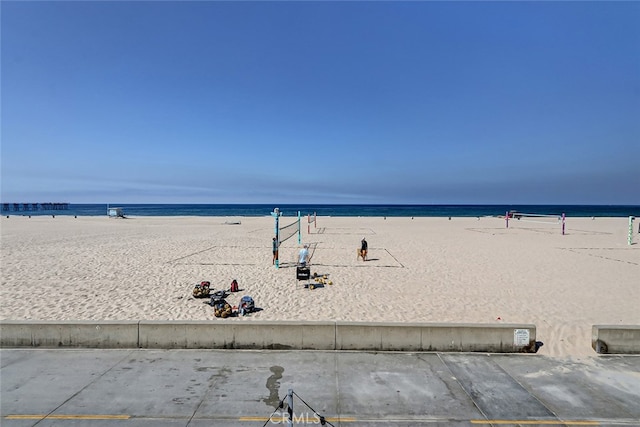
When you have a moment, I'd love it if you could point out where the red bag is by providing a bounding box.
[230,279,239,292]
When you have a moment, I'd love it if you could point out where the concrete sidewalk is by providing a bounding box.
[1,349,639,426]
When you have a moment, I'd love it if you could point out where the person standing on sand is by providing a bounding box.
[272,237,279,265]
[360,238,368,261]
[298,244,309,267]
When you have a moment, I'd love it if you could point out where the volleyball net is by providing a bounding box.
[307,212,317,234]
[279,218,300,244]
[506,211,566,235]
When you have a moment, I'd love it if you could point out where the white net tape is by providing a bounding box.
[510,212,562,225]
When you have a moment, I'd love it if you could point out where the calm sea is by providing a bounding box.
[2,204,639,217]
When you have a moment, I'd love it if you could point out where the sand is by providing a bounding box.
[1,214,638,358]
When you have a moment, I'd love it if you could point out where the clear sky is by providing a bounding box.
[2,1,639,205]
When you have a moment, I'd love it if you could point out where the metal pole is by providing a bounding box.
[629,216,635,246]
[286,388,294,427]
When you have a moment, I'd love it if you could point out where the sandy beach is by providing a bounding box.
[1,214,638,358]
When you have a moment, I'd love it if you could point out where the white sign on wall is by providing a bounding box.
[514,329,530,346]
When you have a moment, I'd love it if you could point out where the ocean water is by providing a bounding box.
[2,203,639,217]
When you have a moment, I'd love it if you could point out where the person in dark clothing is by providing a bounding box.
[359,238,368,261]
[272,237,278,265]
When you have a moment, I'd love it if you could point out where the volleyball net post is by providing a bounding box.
[307,211,316,234]
[272,208,302,268]
[629,216,635,246]
[271,208,281,269]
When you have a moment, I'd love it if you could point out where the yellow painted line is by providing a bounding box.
[239,416,357,422]
[6,414,130,420]
[471,421,598,426]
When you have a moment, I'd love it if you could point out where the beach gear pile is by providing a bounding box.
[192,281,211,298]
[300,272,333,290]
[193,279,256,318]
[209,291,233,318]
[238,296,255,316]
[313,272,333,286]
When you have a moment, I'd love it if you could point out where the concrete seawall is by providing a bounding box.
[0,320,537,352]
[0,321,139,348]
[592,325,640,354]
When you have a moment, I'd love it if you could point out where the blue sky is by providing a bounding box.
[2,1,639,205]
